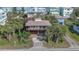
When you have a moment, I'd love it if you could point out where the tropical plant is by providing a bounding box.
[17,31,31,43]
[44,14,65,44]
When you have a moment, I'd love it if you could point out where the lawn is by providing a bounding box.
[43,39,70,48]
[68,32,79,41]
[0,39,33,49]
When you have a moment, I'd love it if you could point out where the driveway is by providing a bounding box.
[64,34,79,48]
[32,37,44,48]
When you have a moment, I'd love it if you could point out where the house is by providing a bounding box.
[0,9,7,25]
[24,7,48,14]
[25,18,51,35]
[49,7,60,16]
[56,15,65,25]
[1,7,13,12]
[15,7,23,13]
[62,7,74,18]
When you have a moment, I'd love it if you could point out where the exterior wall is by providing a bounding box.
[16,7,23,13]
[63,7,73,18]
[2,7,13,12]
[24,7,48,13]
[0,9,7,25]
[60,7,63,16]
[24,7,35,13]
[57,18,64,25]
[2,7,24,13]
[50,7,60,15]
[0,7,74,16]
[35,7,47,13]
[26,26,47,34]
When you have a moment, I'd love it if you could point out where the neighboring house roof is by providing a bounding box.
[25,20,51,26]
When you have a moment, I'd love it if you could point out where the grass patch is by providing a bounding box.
[68,31,79,41]
[43,39,69,48]
[0,39,33,49]
[65,24,79,44]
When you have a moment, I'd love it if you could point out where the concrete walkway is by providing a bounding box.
[32,37,44,48]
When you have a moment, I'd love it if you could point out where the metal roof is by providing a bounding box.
[25,20,51,26]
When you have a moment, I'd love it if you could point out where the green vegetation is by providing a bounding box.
[66,26,79,42]
[43,25,69,48]
[73,8,79,17]
[0,39,33,48]
[65,18,79,44]
[43,39,69,48]
[68,30,79,41]
[0,9,33,48]
[41,15,68,47]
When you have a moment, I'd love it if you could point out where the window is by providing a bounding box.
[43,26,46,28]
[67,12,69,14]
[67,9,70,10]
[33,26,35,28]
[2,13,5,14]
[32,9,35,11]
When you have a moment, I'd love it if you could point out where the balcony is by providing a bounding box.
[26,27,47,31]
